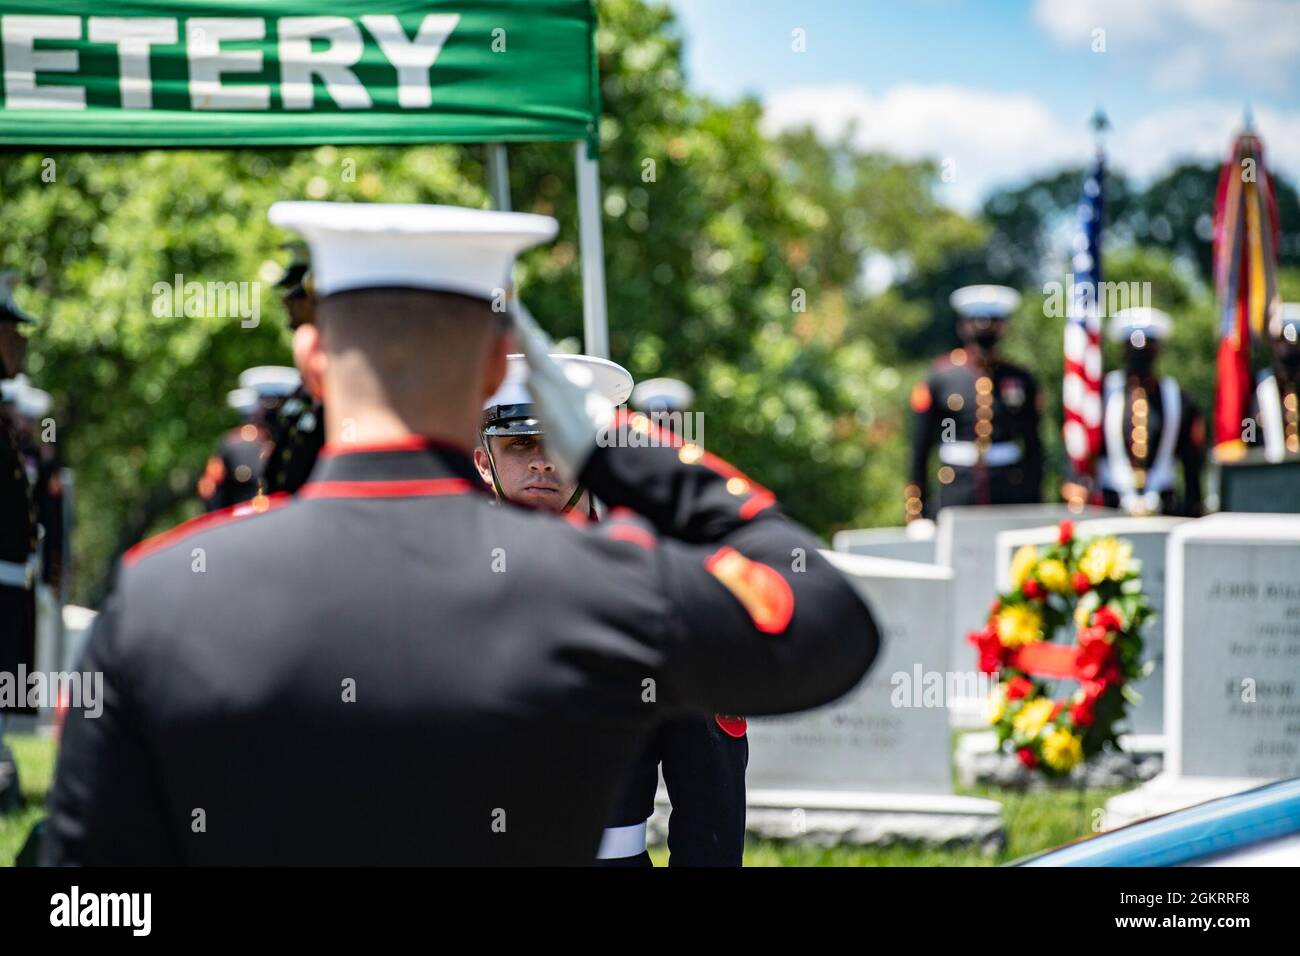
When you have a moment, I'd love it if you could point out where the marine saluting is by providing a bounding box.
[43,201,881,866]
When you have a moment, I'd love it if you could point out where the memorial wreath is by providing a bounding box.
[968,520,1152,778]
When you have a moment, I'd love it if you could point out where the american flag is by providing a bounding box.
[1062,148,1105,476]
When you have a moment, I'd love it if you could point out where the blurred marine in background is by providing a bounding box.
[1094,308,1205,516]
[1253,303,1300,463]
[197,366,299,510]
[906,285,1043,520]
[264,249,325,495]
[0,272,38,810]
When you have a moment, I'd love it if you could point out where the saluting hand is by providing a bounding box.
[511,301,612,482]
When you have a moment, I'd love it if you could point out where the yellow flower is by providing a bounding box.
[984,685,1007,724]
[1012,698,1055,739]
[995,604,1043,648]
[1042,727,1084,771]
[1074,603,1091,627]
[1010,544,1038,590]
[1079,537,1134,585]
[1037,558,1071,594]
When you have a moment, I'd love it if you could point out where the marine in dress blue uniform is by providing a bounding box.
[44,202,880,865]
[263,254,325,496]
[906,285,1043,521]
[0,275,39,724]
[197,367,299,510]
[479,369,749,866]
[1092,308,1204,516]
[1250,304,1300,463]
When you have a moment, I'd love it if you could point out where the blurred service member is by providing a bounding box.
[907,285,1043,520]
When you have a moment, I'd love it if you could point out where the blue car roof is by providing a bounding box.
[1015,777,1300,866]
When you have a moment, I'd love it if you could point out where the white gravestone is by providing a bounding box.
[937,504,1118,727]
[741,551,1002,849]
[832,521,936,565]
[1106,515,1300,828]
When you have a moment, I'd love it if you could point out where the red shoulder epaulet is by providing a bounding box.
[122,493,290,567]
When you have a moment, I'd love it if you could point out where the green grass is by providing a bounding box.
[4,732,1132,866]
[649,782,1130,867]
[1,733,56,867]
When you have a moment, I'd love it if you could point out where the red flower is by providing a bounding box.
[1093,605,1124,633]
[1071,698,1096,727]
[1023,579,1044,600]
[1006,676,1034,700]
[1017,747,1038,769]
[970,626,1006,674]
[989,598,1002,616]
[1076,628,1116,680]
[1050,700,1065,720]
[1058,520,1075,545]
[1072,572,1092,595]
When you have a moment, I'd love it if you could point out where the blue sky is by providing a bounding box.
[660,0,1300,209]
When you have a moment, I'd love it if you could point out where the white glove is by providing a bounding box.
[511,302,612,481]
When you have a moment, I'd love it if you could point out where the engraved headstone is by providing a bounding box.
[741,551,1002,848]
[1105,515,1300,828]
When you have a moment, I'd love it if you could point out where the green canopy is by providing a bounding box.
[0,1,611,356]
[0,1,599,149]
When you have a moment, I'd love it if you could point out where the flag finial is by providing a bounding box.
[1089,107,1110,136]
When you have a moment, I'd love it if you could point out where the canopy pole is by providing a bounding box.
[575,142,609,359]
[486,143,511,211]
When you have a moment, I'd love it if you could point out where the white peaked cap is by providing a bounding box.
[485,354,634,411]
[1110,307,1172,344]
[0,373,48,415]
[267,202,559,300]
[16,384,50,418]
[631,377,695,412]
[950,285,1022,318]
[227,387,258,414]
[239,365,301,397]
[0,373,29,406]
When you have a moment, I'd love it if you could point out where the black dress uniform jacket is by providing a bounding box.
[45,412,878,865]
[0,412,38,715]
[908,350,1043,517]
[198,427,266,512]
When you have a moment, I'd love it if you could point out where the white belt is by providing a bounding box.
[937,441,1022,468]
[596,821,648,860]
[0,555,38,590]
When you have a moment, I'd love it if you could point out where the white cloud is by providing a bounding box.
[762,83,1300,211]
[1033,0,1300,95]
[762,84,1084,211]
[1111,103,1300,181]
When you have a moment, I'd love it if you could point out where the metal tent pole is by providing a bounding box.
[486,143,511,211]
[575,141,609,359]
